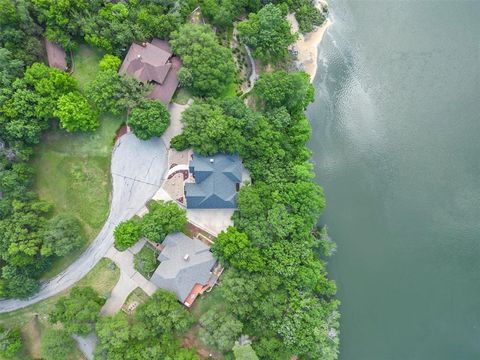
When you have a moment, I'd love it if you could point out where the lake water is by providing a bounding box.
[308,1,480,359]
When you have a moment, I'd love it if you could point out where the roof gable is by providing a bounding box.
[186,154,243,209]
[150,233,216,302]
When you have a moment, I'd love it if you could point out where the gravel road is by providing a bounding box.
[0,133,167,313]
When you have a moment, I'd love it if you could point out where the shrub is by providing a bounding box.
[114,219,142,251]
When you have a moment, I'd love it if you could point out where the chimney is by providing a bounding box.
[137,54,141,59]
[184,254,190,261]
[141,42,147,47]
[209,158,214,163]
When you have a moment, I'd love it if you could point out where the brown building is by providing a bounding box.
[119,39,181,105]
[44,39,67,71]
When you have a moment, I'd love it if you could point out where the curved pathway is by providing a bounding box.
[0,133,167,313]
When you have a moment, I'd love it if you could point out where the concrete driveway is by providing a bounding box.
[0,133,167,313]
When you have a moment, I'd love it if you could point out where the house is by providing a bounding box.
[119,39,181,105]
[185,154,244,209]
[150,232,218,307]
[44,39,67,71]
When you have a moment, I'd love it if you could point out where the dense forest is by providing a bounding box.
[0,0,337,359]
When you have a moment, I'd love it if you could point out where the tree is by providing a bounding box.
[42,214,85,257]
[212,227,264,272]
[237,4,297,64]
[0,88,46,144]
[0,48,23,92]
[171,100,243,155]
[32,0,100,50]
[23,62,78,120]
[128,100,170,140]
[0,0,43,66]
[50,286,105,335]
[199,309,243,353]
[0,200,50,267]
[141,201,187,243]
[54,92,99,132]
[293,0,326,33]
[83,2,137,55]
[134,289,193,337]
[86,69,148,115]
[233,342,259,360]
[201,0,260,30]
[95,313,131,360]
[253,70,314,114]
[99,54,121,72]
[170,24,236,97]
[276,293,339,359]
[114,219,142,251]
[40,329,76,360]
[0,266,40,299]
[0,326,21,358]
[135,3,181,40]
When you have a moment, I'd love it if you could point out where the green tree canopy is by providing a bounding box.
[253,70,314,114]
[50,286,105,335]
[99,54,121,72]
[171,100,244,155]
[83,2,137,55]
[0,0,43,66]
[0,200,50,267]
[199,309,243,353]
[134,289,193,337]
[201,0,260,29]
[54,91,99,132]
[42,213,86,257]
[293,0,326,33]
[114,219,142,251]
[32,0,100,50]
[40,328,76,360]
[95,296,198,360]
[170,24,236,97]
[237,4,297,64]
[212,227,264,272]
[128,100,170,140]
[0,326,22,358]
[95,313,131,360]
[141,201,187,243]
[86,69,148,115]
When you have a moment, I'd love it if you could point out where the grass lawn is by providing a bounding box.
[121,287,150,320]
[134,244,159,279]
[172,87,192,105]
[72,44,104,91]
[35,113,124,280]
[0,258,119,359]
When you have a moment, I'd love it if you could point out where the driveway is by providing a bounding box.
[0,133,167,313]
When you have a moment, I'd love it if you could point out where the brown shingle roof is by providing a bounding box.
[44,39,67,71]
[119,40,181,104]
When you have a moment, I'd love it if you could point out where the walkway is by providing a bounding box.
[101,239,158,316]
[0,133,168,313]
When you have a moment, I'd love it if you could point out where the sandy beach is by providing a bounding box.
[288,0,332,82]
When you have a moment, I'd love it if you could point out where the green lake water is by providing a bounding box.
[308,1,480,359]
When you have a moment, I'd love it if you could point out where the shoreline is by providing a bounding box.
[288,0,332,82]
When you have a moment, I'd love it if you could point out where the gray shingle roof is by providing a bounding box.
[150,233,216,303]
[186,154,243,209]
